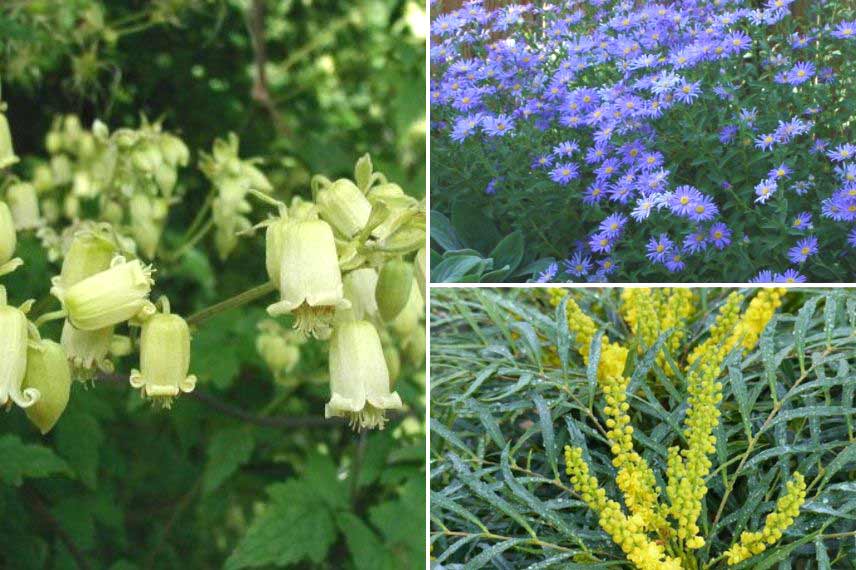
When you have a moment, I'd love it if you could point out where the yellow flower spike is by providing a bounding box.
[728,288,786,351]
[687,291,745,367]
[57,256,156,331]
[725,473,807,565]
[564,446,682,570]
[325,320,403,430]
[130,303,196,408]
[22,339,72,434]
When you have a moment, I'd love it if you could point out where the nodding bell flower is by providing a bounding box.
[0,105,19,169]
[325,320,403,430]
[342,267,379,321]
[0,287,39,409]
[56,256,156,331]
[267,219,349,338]
[22,339,71,434]
[7,182,42,231]
[61,321,115,373]
[315,178,372,238]
[256,320,305,384]
[376,259,414,321]
[0,201,23,277]
[130,306,196,406]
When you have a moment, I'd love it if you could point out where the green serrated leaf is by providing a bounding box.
[0,435,71,486]
[202,427,255,495]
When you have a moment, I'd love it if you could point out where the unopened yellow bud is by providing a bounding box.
[0,109,19,169]
[316,178,371,238]
[325,320,403,430]
[7,182,42,230]
[57,257,155,331]
[22,340,71,434]
[130,311,196,406]
[376,259,414,321]
[0,201,23,276]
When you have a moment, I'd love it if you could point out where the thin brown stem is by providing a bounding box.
[245,0,290,136]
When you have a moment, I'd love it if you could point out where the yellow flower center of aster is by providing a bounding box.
[562,169,570,175]
[656,244,665,252]
[680,196,689,205]
[714,231,723,239]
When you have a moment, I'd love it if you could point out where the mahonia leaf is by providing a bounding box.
[202,428,255,495]
[224,480,336,569]
[0,435,71,486]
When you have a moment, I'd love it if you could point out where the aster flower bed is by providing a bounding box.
[430,287,856,568]
[430,0,856,282]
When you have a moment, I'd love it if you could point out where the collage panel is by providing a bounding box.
[430,287,856,568]
[1,1,427,569]
[430,1,856,283]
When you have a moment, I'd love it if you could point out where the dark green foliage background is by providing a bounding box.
[430,288,855,569]
[0,1,426,568]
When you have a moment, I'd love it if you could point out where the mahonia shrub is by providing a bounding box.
[430,287,855,568]
[430,0,856,282]
[0,1,427,567]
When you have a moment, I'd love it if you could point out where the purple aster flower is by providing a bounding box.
[583,183,607,205]
[754,178,778,204]
[552,140,579,157]
[709,223,731,249]
[831,20,856,40]
[589,232,614,254]
[786,61,815,85]
[675,80,702,104]
[451,114,482,142]
[535,262,559,283]
[531,154,552,170]
[769,163,792,180]
[750,270,775,284]
[754,133,776,151]
[631,196,655,221]
[549,162,580,184]
[565,252,592,277]
[597,257,618,275]
[790,32,814,49]
[791,212,813,230]
[848,227,856,248]
[688,195,719,222]
[787,235,818,263]
[683,231,708,254]
[599,213,628,238]
[719,125,738,144]
[669,185,702,216]
[724,31,752,53]
[827,143,856,162]
[482,114,514,137]
[595,158,620,179]
[485,178,500,195]
[646,233,673,263]
[665,252,685,273]
[775,269,807,283]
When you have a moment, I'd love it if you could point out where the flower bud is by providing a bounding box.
[241,163,273,193]
[0,109,19,169]
[55,226,117,291]
[110,334,133,358]
[51,155,73,185]
[0,289,39,408]
[0,201,23,276]
[316,178,371,238]
[403,324,426,367]
[325,320,403,430]
[32,164,54,192]
[130,312,196,406]
[57,257,155,331]
[343,268,379,321]
[22,340,71,434]
[7,182,42,230]
[257,333,301,376]
[354,154,373,191]
[376,259,413,321]
[159,134,190,167]
[130,194,165,259]
[391,278,424,336]
[154,165,178,196]
[267,219,348,338]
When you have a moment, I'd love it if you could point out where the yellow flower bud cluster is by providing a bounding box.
[621,289,695,376]
[564,446,682,570]
[728,288,786,351]
[601,373,667,533]
[666,354,725,548]
[725,473,807,565]
[687,291,744,366]
[551,293,628,380]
